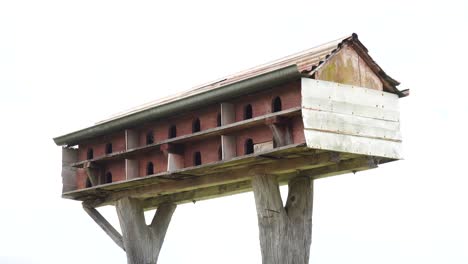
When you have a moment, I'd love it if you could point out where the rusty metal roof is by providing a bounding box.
[99,33,403,124]
[54,33,406,146]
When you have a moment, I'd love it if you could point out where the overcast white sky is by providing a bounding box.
[1,0,467,263]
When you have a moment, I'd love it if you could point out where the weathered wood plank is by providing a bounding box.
[83,151,341,208]
[221,135,236,160]
[125,129,139,150]
[116,198,176,264]
[301,79,403,159]
[304,129,402,159]
[251,170,313,264]
[65,144,307,198]
[62,148,78,192]
[220,102,235,125]
[302,109,402,141]
[143,180,252,209]
[126,159,139,180]
[141,156,375,209]
[302,78,399,111]
[82,204,125,251]
[167,153,184,172]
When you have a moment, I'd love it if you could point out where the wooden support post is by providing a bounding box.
[251,167,313,264]
[116,197,177,264]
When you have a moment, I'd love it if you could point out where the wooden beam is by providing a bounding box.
[83,151,340,208]
[140,156,375,209]
[143,180,252,209]
[82,204,125,251]
[277,156,377,182]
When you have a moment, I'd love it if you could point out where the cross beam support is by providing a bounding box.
[251,167,313,264]
[83,204,125,251]
[83,198,176,264]
[116,198,176,264]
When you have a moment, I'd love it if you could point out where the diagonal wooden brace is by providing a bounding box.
[265,116,293,147]
[84,161,100,186]
[83,203,125,251]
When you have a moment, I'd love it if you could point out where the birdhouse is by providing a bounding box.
[53,33,408,264]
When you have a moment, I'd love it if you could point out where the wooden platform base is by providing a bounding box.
[80,145,387,263]
[65,144,387,210]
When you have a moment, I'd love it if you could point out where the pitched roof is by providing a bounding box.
[54,33,406,146]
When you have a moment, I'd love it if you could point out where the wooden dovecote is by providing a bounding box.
[54,33,408,264]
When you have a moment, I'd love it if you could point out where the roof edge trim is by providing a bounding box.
[53,65,301,146]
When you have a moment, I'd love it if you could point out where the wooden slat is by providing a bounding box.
[301,78,403,159]
[220,103,235,125]
[302,109,401,141]
[221,135,236,160]
[125,129,139,150]
[125,159,139,180]
[141,156,376,209]
[304,129,402,159]
[62,148,78,192]
[302,78,400,111]
[82,151,343,208]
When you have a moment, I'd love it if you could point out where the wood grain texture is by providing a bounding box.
[116,197,176,264]
[251,170,313,264]
[301,78,403,159]
[82,205,125,251]
[83,151,338,208]
[62,148,78,192]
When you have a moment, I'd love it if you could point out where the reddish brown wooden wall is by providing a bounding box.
[291,115,305,144]
[138,104,220,145]
[78,132,126,161]
[138,151,168,176]
[73,80,305,190]
[183,137,222,167]
[234,126,273,155]
[232,81,301,122]
[102,160,125,182]
[76,168,87,189]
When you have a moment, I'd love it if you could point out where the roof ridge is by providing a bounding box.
[96,34,355,125]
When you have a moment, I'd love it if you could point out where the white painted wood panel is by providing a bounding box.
[302,78,403,159]
[302,110,402,141]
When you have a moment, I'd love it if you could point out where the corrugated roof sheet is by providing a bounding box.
[98,33,397,124]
